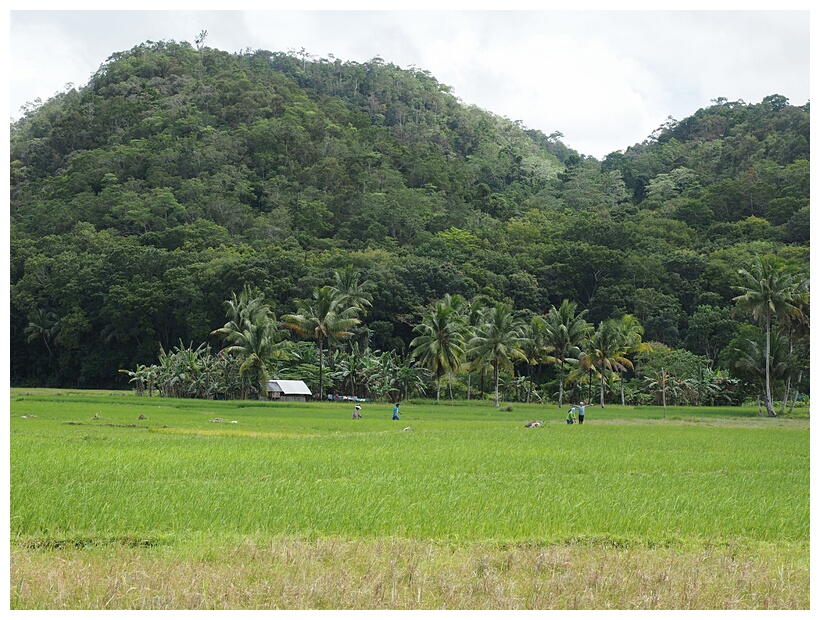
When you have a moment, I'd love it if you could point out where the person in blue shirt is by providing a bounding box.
[575,401,587,424]
[392,402,400,420]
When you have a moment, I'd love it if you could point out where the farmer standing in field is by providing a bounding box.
[393,402,401,420]
[353,403,362,419]
[575,400,587,424]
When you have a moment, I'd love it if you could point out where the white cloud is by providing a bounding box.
[10,20,97,113]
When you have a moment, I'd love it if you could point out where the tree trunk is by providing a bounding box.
[780,340,796,415]
[349,353,357,398]
[558,358,565,408]
[661,368,667,418]
[318,337,324,399]
[41,334,53,357]
[527,364,533,404]
[494,362,500,408]
[764,315,776,416]
[788,389,799,415]
[599,371,605,408]
[788,369,802,415]
[780,376,791,416]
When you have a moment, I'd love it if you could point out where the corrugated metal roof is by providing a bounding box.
[266,380,312,395]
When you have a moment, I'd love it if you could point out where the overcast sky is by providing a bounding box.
[7,5,812,159]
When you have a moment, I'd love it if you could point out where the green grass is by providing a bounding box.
[9,389,810,609]
[11,390,808,544]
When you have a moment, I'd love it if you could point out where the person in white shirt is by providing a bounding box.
[575,401,587,424]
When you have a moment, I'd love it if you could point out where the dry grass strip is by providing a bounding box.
[10,537,808,610]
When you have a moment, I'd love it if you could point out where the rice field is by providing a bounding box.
[8,390,810,609]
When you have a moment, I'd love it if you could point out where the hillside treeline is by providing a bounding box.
[10,40,809,404]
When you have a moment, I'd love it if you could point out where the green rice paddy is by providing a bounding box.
[10,391,809,548]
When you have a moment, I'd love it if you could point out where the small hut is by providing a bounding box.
[266,380,312,402]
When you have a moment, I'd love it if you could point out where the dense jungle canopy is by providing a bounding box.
[9,40,809,403]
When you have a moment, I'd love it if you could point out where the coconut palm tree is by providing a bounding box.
[780,278,809,415]
[331,265,374,317]
[733,255,804,416]
[723,325,789,415]
[24,308,60,357]
[577,318,634,408]
[520,315,550,403]
[467,303,526,408]
[410,294,467,404]
[544,300,593,407]
[615,314,651,405]
[281,285,360,400]
[211,285,284,398]
[461,295,491,400]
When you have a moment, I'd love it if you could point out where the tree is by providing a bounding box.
[211,284,284,398]
[467,303,526,407]
[679,366,740,407]
[410,294,467,404]
[721,324,789,414]
[281,286,360,399]
[394,357,429,402]
[331,265,374,317]
[24,308,61,357]
[577,318,636,408]
[151,341,219,399]
[118,363,156,397]
[8,42,811,393]
[778,277,809,415]
[462,295,490,400]
[617,314,651,405]
[544,300,593,407]
[194,30,209,51]
[684,304,738,364]
[329,265,374,360]
[520,315,549,403]
[635,343,709,389]
[732,255,804,416]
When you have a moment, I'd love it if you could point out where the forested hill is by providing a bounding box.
[10,40,809,388]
